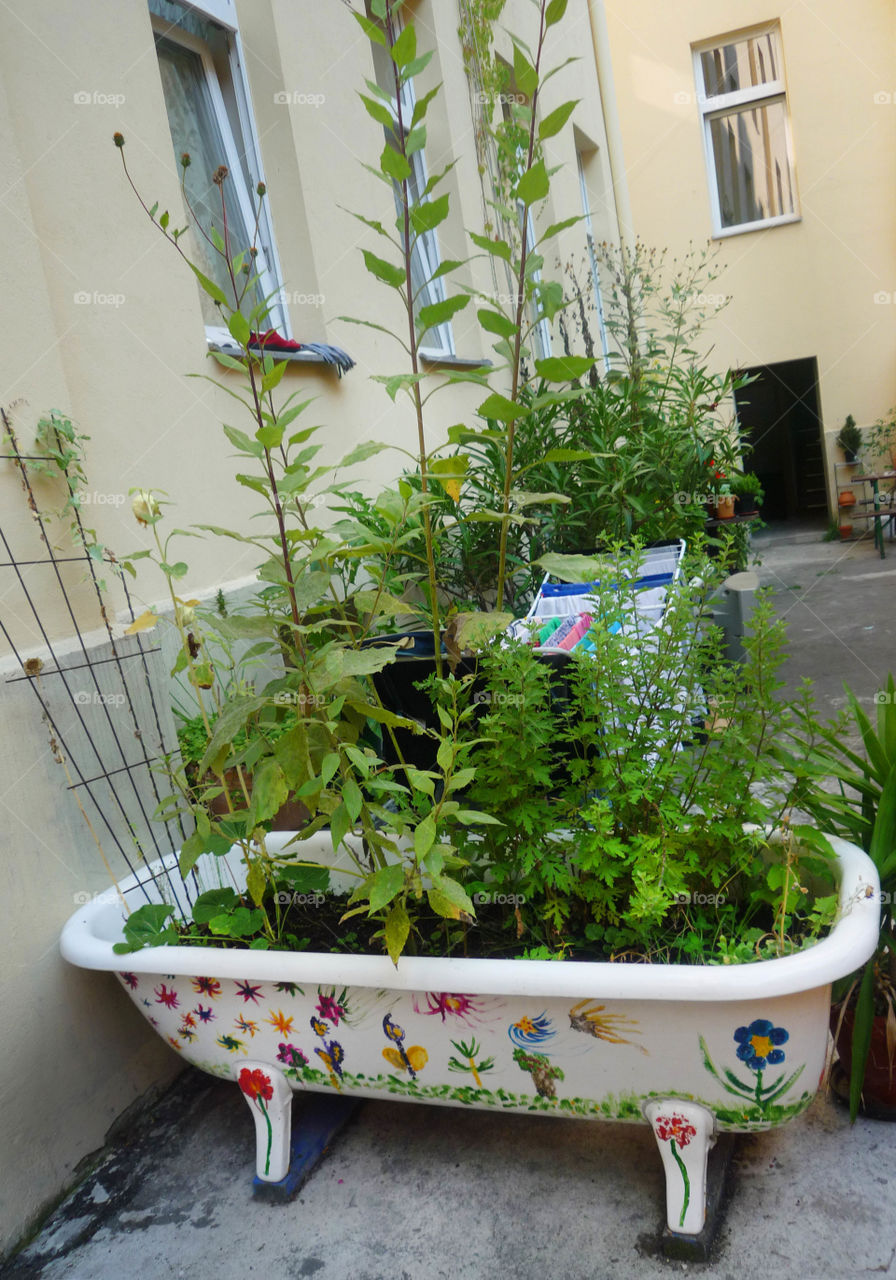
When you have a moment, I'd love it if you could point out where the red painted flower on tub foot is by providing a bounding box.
[238,1068,274,1103]
[654,1113,697,1147]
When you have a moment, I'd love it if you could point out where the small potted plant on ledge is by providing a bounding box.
[837,414,862,464]
[731,472,763,516]
[715,482,736,520]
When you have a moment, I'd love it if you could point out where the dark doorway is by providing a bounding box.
[733,358,827,521]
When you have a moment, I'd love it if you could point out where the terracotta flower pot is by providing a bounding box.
[831,1004,896,1113]
[838,490,856,507]
[839,524,853,539]
[715,494,735,520]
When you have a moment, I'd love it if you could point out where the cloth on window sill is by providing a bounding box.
[248,330,355,377]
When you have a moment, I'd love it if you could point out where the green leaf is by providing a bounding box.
[362,249,406,288]
[538,99,579,140]
[353,11,386,45]
[515,160,549,206]
[250,759,289,825]
[113,903,177,953]
[384,902,410,964]
[427,887,462,920]
[342,775,363,823]
[477,393,531,423]
[534,355,595,381]
[850,960,877,1121]
[330,801,351,851]
[431,874,475,916]
[193,888,239,926]
[256,422,283,449]
[246,860,267,907]
[381,142,412,183]
[545,0,568,25]
[359,92,394,128]
[407,767,436,797]
[321,752,340,787]
[468,230,512,261]
[261,360,287,394]
[417,294,469,331]
[477,308,517,338]
[414,813,437,858]
[368,863,405,912]
[453,611,514,650]
[513,42,538,98]
[405,124,426,156]
[429,454,469,501]
[222,423,264,459]
[539,215,582,242]
[410,194,449,234]
[227,310,251,346]
[339,439,391,468]
[189,262,228,306]
[533,552,609,583]
[390,21,416,68]
[403,52,433,80]
[411,85,439,127]
[178,829,224,877]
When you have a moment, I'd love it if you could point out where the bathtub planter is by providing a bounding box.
[61,831,879,1239]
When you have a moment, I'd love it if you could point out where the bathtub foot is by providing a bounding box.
[237,1060,293,1182]
[644,1099,716,1237]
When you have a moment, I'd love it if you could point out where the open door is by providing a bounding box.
[733,358,827,521]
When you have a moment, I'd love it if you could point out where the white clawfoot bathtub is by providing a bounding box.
[61,832,879,1237]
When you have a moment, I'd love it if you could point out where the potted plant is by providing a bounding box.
[837,415,862,464]
[731,472,763,516]
[784,676,896,1119]
[715,483,736,520]
[50,1,881,1245]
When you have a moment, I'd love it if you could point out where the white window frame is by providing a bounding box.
[576,150,610,371]
[384,62,455,359]
[150,2,290,341]
[693,23,800,239]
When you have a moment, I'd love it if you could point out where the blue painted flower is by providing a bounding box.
[508,1013,556,1051]
[734,1019,788,1070]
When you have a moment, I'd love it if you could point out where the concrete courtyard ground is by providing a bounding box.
[4,522,895,1280]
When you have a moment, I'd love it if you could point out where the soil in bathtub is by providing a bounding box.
[116,847,840,967]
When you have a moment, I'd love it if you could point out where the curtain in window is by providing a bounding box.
[155,36,255,324]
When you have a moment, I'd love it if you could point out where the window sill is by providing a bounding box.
[419,353,492,369]
[711,213,801,240]
[208,337,335,366]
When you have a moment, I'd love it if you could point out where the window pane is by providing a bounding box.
[700,31,779,98]
[155,36,255,324]
[709,99,795,228]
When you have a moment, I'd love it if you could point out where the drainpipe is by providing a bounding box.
[585,0,635,247]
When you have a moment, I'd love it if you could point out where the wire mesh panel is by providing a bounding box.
[0,414,195,915]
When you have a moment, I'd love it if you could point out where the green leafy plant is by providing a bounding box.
[110,123,499,963]
[446,547,839,963]
[782,676,896,1119]
[731,472,763,502]
[836,414,862,461]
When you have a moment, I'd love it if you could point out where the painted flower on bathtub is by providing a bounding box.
[701,1018,804,1114]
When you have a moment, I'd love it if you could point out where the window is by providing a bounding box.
[693,24,798,236]
[149,0,289,339]
[575,149,610,370]
[368,9,455,358]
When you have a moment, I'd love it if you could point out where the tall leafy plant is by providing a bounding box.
[346,0,594,649]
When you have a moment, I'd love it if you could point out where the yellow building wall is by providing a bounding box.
[601,0,896,509]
